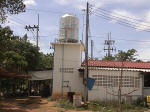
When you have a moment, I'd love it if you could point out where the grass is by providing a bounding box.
[87,100,148,112]
[48,96,55,101]
[54,98,148,112]
[55,99,74,110]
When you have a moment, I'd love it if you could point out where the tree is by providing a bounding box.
[0,0,25,23]
[0,26,54,72]
[102,56,115,61]
[37,53,53,70]
[4,51,28,72]
[115,49,137,61]
[102,49,137,61]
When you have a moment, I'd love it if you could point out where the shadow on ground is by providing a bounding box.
[0,97,42,112]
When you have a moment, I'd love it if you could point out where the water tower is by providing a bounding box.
[51,13,85,99]
[59,14,79,43]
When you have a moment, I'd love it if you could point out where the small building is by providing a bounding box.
[81,60,150,102]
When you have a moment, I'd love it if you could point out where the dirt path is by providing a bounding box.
[0,98,92,112]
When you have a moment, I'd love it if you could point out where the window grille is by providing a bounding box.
[60,68,74,73]
[92,75,140,88]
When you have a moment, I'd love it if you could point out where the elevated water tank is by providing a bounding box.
[59,14,79,43]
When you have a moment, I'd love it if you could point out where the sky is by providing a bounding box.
[3,0,150,61]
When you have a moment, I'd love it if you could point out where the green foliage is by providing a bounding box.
[115,49,137,61]
[73,100,146,112]
[56,99,74,110]
[4,51,28,72]
[102,49,137,61]
[0,78,28,97]
[37,53,53,70]
[48,96,55,101]
[0,26,53,72]
[0,0,25,23]
[102,56,115,61]
[0,26,54,97]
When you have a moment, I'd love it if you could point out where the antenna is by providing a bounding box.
[104,32,116,57]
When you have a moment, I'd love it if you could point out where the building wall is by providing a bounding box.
[29,70,53,80]
[52,43,85,98]
[88,69,143,102]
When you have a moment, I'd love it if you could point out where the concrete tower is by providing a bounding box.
[51,14,85,98]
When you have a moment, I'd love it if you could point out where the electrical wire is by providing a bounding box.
[93,7,150,25]
[94,10,150,29]
[91,35,150,43]
[91,12,150,32]
[26,8,63,14]
[89,6,150,32]
[92,10,150,31]
[92,8,150,28]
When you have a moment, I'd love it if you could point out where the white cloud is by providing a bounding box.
[29,39,36,45]
[23,0,36,6]
[136,46,150,61]
[53,0,69,5]
[96,0,149,7]
[114,0,148,6]
[135,11,150,31]
[109,9,137,23]
[105,9,150,31]
[53,0,102,10]
[53,0,149,8]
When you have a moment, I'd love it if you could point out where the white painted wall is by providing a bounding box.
[52,43,85,97]
[29,70,53,80]
[88,69,143,102]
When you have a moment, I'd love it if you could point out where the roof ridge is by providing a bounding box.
[88,60,150,64]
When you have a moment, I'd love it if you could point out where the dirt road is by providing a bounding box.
[0,98,92,112]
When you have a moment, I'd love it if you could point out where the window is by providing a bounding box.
[92,75,140,88]
[144,74,150,87]
[60,68,74,73]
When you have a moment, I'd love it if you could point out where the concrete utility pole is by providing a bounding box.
[25,14,39,47]
[85,2,89,101]
[91,40,94,59]
[104,32,116,57]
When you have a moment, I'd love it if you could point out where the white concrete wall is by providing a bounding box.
[88,69,143,102]
[52,43,85,97]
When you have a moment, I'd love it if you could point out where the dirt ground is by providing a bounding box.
[0,97,92,112]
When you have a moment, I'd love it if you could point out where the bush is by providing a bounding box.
[56,99,73,110]
[48,96,55,101]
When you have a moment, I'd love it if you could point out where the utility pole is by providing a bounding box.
[25,14,39,47]
[37,14,39,47]
[84,2,89,101]
[104,32,116,57]
[118,61,124,112]
[91,40,94,59]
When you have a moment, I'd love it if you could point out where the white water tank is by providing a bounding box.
[59,14,79,43]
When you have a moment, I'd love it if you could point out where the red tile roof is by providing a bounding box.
[82,60,150,69]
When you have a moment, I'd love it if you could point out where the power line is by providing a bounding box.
[91,12,150,32]
[26,8,63,14]
[89,6,150,32]
[92,11,150,31]
[92,7,150,25]
[92,9,150,28]
[91,35,150,43]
